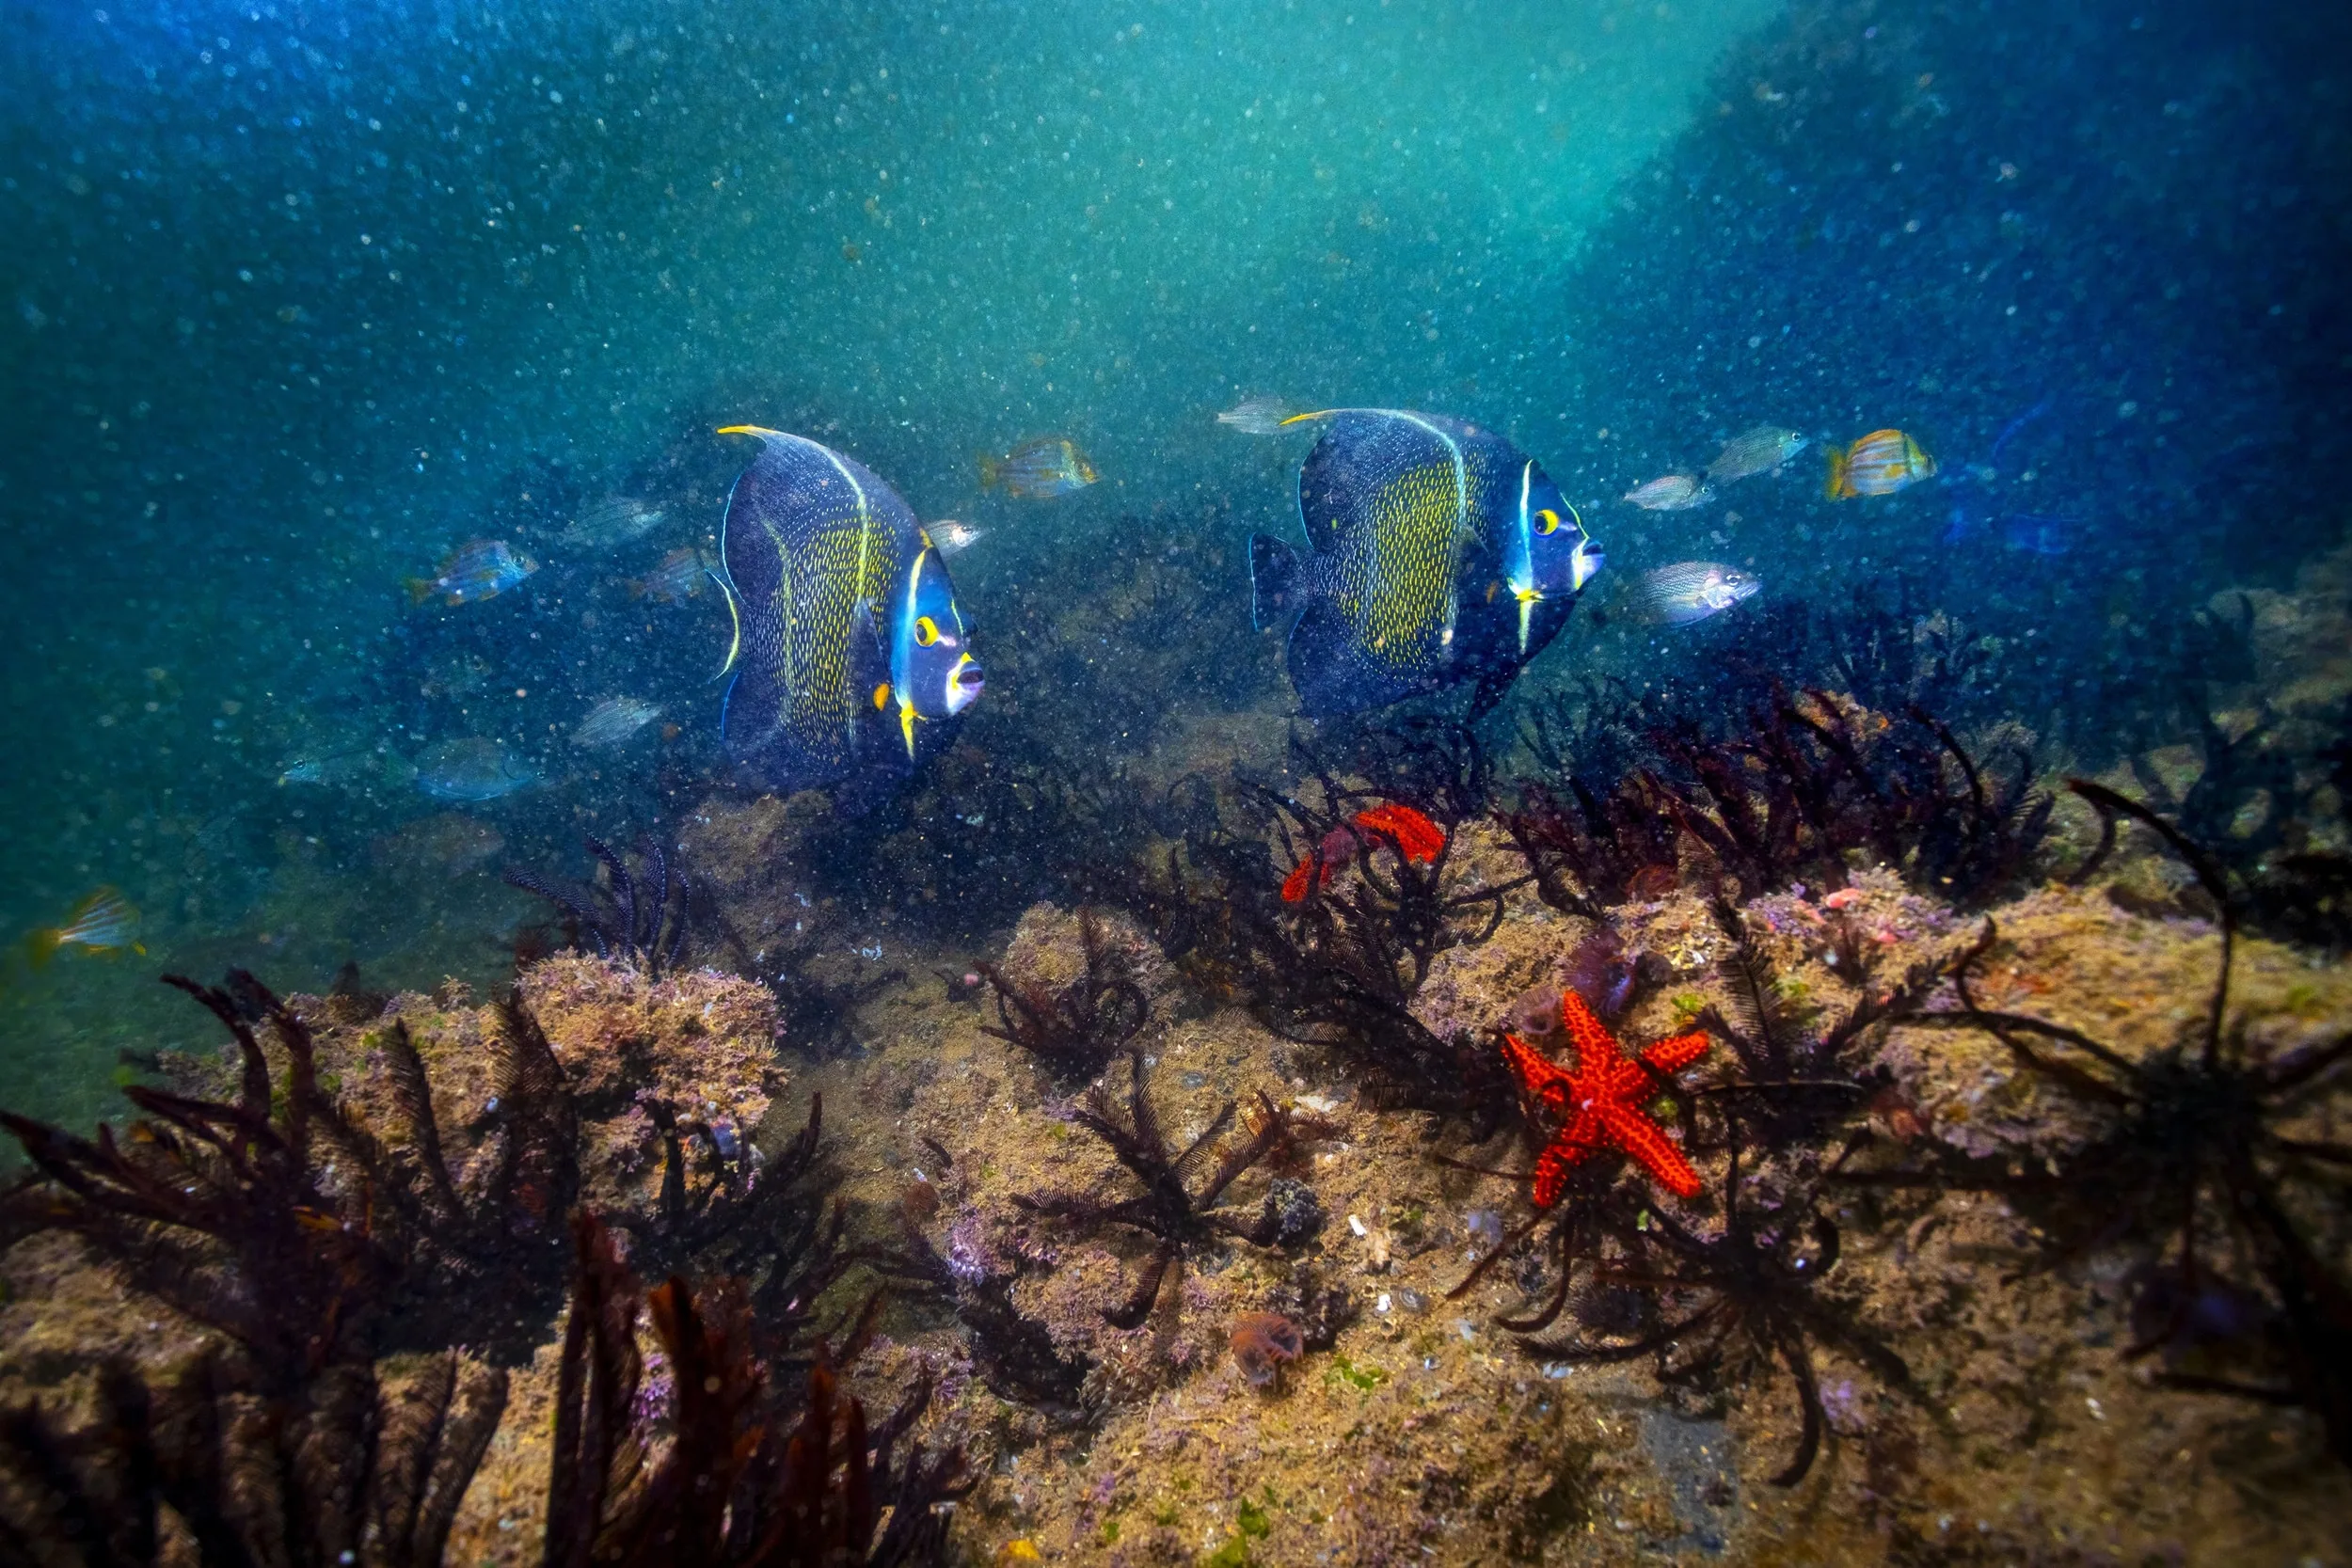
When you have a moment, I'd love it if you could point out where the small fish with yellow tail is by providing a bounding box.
[1706,424,1809,483]
[1623,472,1715,511]
[979,436,1098,499]
[1826,429,1936,499]
[405,540,537,607]
[27,888,145,963]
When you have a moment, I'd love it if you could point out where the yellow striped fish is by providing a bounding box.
[27,887,144,963]
[1826,428,1937,499]
[713,427,980,807]
[1248,409,1602,716]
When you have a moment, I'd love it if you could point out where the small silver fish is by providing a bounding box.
[1623,473,1715,512]
[1705,425,1809,483]
[278,751,418,790]
[980,437,1097,499]
[405,540,538,606]
[416,737,538,801]
[571,696,663,749]
[1640,561,1762,626]
[1216,395,1297,436]
[561,495,667,549]
[929,520,984,555]
[628,546,707,603]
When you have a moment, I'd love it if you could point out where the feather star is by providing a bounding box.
[1501,990,1711,1206]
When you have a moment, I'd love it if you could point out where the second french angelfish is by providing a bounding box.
[1248,408,1602,716]
[712,426,982,810]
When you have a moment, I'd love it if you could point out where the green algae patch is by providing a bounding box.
[1327,1353,1386,1391]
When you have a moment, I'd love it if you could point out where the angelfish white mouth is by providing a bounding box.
[945,656,984,716]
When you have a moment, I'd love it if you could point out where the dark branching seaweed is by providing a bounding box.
[504,833,701,975]
[1166,749,1526,1119]
[897,1227,1096,1420]
[2121,687,2352,951]
[1642,690,2050,907]
[1851,781,2352,1463]
[545,1213,967,1568]
[1696,903,1987,1154]
[0,1350,509,1568]
[1496,773,1683,918]
[1506,676,2049,915]
[1013,1047,1295,1331]
[617,1092,896,1383]
[1,975,580,1370]
[975,908,1149,1083]
[1508,1131,1919,1488]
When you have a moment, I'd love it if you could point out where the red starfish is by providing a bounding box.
[1279,802,1445,902]
[1501,989,1711,1206]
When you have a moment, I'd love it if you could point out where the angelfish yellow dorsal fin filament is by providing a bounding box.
[714,423,786,438]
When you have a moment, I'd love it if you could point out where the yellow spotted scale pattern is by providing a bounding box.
[717,427,917,791]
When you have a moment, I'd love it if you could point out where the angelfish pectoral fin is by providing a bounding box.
[898,695,919,759]
[1516,588,1542,655]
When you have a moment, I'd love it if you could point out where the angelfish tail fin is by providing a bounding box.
[1248,533,1306,633]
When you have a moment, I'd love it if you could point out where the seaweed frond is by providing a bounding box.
[505,833,709,977]
[1013,1046,1296,1331]
[976,908,1149,1083]
[0,1350,508,1566]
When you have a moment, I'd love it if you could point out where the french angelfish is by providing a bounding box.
[712,426,981,807]
[1248,409,1602,717]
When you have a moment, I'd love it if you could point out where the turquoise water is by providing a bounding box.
[3,0,2347,1126]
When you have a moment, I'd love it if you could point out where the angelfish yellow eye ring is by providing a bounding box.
[914,615,941,647]
[1535,508,1561,535]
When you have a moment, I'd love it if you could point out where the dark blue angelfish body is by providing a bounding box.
[713,426,981,810]
[1248,409,1602,717]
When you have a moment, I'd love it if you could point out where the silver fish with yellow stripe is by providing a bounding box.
[1248,409,1601,716]
[713,426,982,808]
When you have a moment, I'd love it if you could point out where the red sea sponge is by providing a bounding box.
[1229,1311,1304,1388]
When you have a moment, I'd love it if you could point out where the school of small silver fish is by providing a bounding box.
[405,539,538,606]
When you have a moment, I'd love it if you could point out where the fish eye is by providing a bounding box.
[914,615,941,647]
[1535,508,1561,535]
